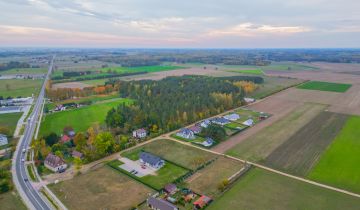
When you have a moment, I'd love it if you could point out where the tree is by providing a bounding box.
[73,157,83,171]
[73,132,86,151]
[200,124,226,142]
[44,132,59,146]
[94,132,115,157]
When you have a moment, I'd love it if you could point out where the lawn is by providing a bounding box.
[224,122,247,130]
[186,157,244,198]
[264,112,348,176]
[0,191,27,210]
[0,112,23,136]
[80,79,108,86]
[297,81,352,93]
[49,166,154,210]
[0,79,42,97]
[229,69,264,75]
[226,103,326,162]
[101,65,185,73]
[122,139,217,170]
[0,68,47,75]
[40,98,132,135]
[208,168,360,210]
[308,116,360,193]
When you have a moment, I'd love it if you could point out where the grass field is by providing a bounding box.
[80,79,108,86]
[297,81,352,92]
[229,69,264,75]
[40,98,132,135]
[0,112,22,136]
[308,116,360,193]
[219,62,318,72]
[186,157,244,198]
[208,168,360,210]
[0,68,47,75]
[0,191,27,210]
[226,103,326,162]
[122,139,216,170]
[0,79,42,97]
[101,65,185,74]
[265,112,348,176]
[49,166,154,210]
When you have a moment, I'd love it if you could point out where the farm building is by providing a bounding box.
[193,195,212,209]
[189,125,202,134]
[242,119,254,126]
[199,119,211,128]
[140,152,165,169]
[0,134,8,146]
[133,128,147,138]
[223,113,240,121]
[164,183,178,195]
[176,128,195,139]
[44,153,67,173]
[211,117,230,126]
[147,197,178,210]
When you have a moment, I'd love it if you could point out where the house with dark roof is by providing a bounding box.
[211,117,230,126]
[147,197,178,210]
[133,128,147,138]
[140,152,165,169]
[44,153,67,172]
[188,125,202,134]
[176,128,195,139]
[164,183,178,195]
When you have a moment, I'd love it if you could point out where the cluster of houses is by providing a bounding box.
[52,103,83,112]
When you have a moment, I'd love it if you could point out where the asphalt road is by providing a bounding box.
[13,56,55,210]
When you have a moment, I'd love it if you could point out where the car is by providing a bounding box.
[21,158,25,162]
[22,149,26,153]
[24,178,28,182]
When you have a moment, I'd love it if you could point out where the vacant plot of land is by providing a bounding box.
[40,98,132,135]
[309,116,360,193]
[52,82,92,89]
[0,79,42,97]
[229,69,263,75]
[101,65,185,74]
[265,112,348,176]
[208,168,360,210]
[186,157,244,198]
[122,139,217,170]
[49,166,154,210]
[298,81,352,93]
[0,112,22,136]
[226,103,326,162]
[0,68,47,75]
[0,191,27,210]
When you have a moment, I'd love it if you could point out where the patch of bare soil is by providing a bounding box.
[52,82,92,89]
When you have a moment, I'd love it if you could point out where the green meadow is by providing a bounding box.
[297,81,352,93]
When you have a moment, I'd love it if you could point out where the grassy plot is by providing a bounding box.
[0,79,42,97]
[226,103,326,162]
[40,98,132,135]
[297,81,352,93]
[264,112,348,176]
[186,157,244,198]
[49,166,154,210]
[0,112,22,136]
[208,168,360,210]
[0,68,47,75]
[122,139,216,170]
[0,191,27,210]
[101,65,185,73]
[308,116,360,193]
[228,69,264,75]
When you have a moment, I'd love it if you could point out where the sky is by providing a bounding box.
[0,0,359,48]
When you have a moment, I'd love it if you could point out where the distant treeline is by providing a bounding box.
[0,61,30,71]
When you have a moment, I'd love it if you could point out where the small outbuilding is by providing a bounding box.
[193,195,212,209]
[72,150,84,159]
[133,128,147,138]
[164,183,178,195]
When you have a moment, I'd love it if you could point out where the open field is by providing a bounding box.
[309,116,360,193]
[265,111,348,176]
[186,157,244,198]
[101,65,185,73]
[0,68,47,75]
[0,191,27,210]
[80,78,108,86]
[122,139,217,170]
[226,103,326,162]
[0,112,22,136]
[49,166,154,210]
[228,69,264,75]
[297,81,352,92]
[0,79,42,97]
[40,98,132,135]
[208,168,360,210]
[218,62,318,71]
[52,82,92,89]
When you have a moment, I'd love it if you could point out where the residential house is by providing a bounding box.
[223,113,240,121]
[193,195,212,209]
[0,134,8,146]
[188,125,202,134]
[242,119,254,126]
[71,150,84,159]
[199,120,211,128]
[133,128,147,138]
[211,117,230,126]
[164,183,178,195]
[60,135,71,144]
[202,137,215,147]
[176,128,195,139]
[140,152,165,169]
[147,197,178,210]
[44,153,67,172]
[244,97,256,103]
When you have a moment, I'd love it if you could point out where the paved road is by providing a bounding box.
[12,56,55,210]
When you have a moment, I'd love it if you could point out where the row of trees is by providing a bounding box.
[0,61,30,71]
[106,75,263,134]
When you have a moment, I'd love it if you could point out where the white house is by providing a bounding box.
[200,119,211,128]
[223,113,240,121]
[44,153,67,172]
[133,128,147,138]
[0,134,8,146]
[211,117,230,126]
[242,119,254,126]
[176,128,195,139]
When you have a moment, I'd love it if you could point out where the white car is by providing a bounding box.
[21,158,25,162]
[22,149,26,153]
